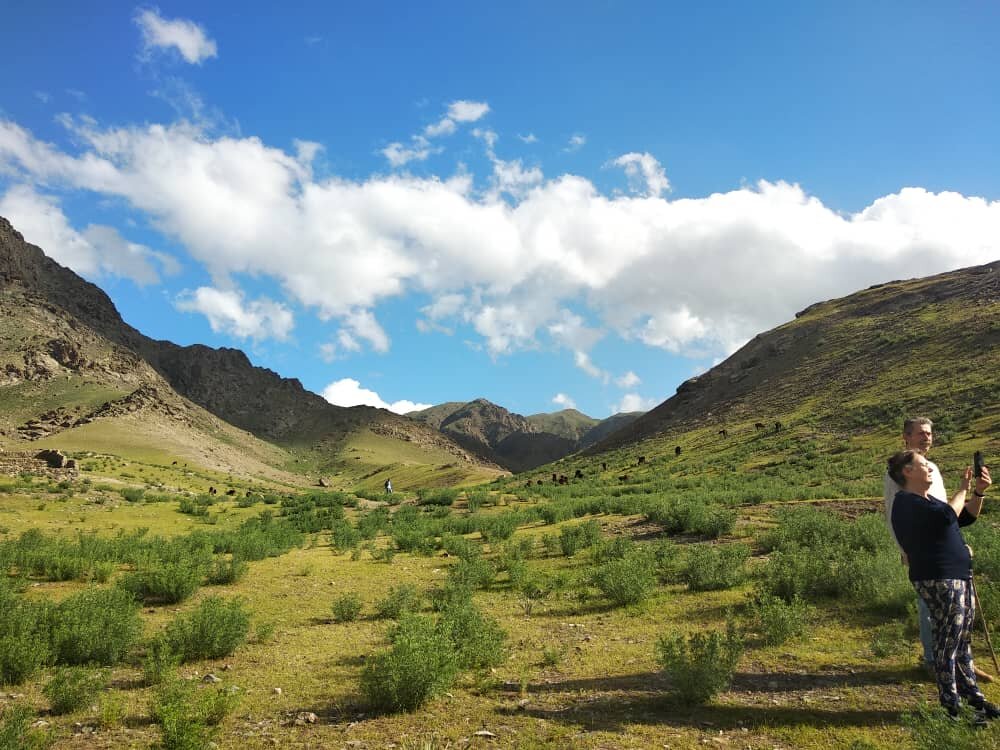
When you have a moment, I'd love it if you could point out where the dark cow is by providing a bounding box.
[718,429,728,438]
[525,480,532,488]
[226,489,236,496]
[208,486,217,495]
[245,490,252,497]
[754,422,766,431]
[637,456,646,465]
[775,421,783,432]
[537,479,544,486]
[171,460,177,465]
[574,469,584,479]
[675,446,682,457]
[559,475,569,485]
[552,473,558,483]
[618,474,629,482]
[601,462,607,471]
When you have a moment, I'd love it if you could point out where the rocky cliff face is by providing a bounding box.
[0,215,492,467]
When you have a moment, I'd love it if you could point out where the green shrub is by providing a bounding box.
[375,584,423,620]
[0,703,52,750]
[591,548,657,607]
[428,582,473,613]
[466,490,487,513]
[440,534,480,560]
[747,592,812,646]
[120,487,145,503]
[591,536,635,564]
[152,679,238,750]
[656,622,744,705]
[0,590,53,685]
[869,621,910,658]
[333,593,363,623]
[142,638,181,686]
[361,613,459,713]
[52,586,141,666]
[479,513,518,543]
[330,521,361,553]
[417,488,458,506]
[43,667,108,715]
[447,557,495,590]
[679,544,750,592]
[206,557,248,586]
[438,600,508,669]
[163,597,251,662]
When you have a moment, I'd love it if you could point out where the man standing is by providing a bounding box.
[384,478,392,495]
[883,417,993,681]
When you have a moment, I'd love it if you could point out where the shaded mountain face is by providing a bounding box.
[587,260,1000,455]
[408,400,643,472]
[0,216,495,471]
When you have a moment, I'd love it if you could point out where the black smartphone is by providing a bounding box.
[974,451,985,479]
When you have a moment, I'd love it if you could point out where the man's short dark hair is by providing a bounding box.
[888,450,917,485]
[903,417,933,434]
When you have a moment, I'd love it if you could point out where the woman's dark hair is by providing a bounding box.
[888,450,917,486]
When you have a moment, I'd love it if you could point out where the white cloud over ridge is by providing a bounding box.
[552,393,577,410]
[1,115,999,367]
[135,9,218,65]
[322,378,431,414]
[175,287,294,341]
[0,184,177,285]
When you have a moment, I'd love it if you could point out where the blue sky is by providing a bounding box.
[1,2,999,418]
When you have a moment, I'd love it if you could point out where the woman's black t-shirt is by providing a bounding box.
[891,490,976,581]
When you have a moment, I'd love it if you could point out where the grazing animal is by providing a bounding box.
[226,489,236,496]
[618,474,629,482]
[525,480,532,488]
[775,421,782,432]
[719,429,728,438]
[675,446,682,457]
[574,469,584,479]
[171,460,177,465]
[637,456,646,465]
[208,486,217,495]
[552,473,558,483]
[754,422,766,431]
[601,462,607,471]
[558,475,569,485]
[245,490,252,497]
[537,479,543,486]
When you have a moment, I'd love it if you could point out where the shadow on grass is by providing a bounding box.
[501,668,916,732]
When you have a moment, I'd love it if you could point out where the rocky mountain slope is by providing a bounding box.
[0,216,501,484]
[408,400,643,472]
[587,260,1000,456]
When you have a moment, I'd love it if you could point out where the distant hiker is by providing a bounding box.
[883,417,993,682]
[888,449,993,723]
[384,478,392,495]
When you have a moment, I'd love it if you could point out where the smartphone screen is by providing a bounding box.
[974,451,984,479]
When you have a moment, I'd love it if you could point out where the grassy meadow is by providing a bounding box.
[3,413,1000,750]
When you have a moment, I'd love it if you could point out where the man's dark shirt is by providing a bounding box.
[891,490,976,581]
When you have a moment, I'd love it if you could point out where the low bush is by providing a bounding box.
[746,592,812,646]
[206,556,248,586]
[559,520,601,557]
[333,593,363,623]
[438,600,507,669]
[0,703,52,749]
[52,586,141,666]
[440,533,480,560]
[656,621,744,705]
[361,613,459,713]
[163,596,251,662]
[43,667,108,715]
[679,544,750,592]
[331,521,361,553]
[447,556,495,590]
[142,637,181,686]
[591,548,657,607]
[869,621,910,658]
[0,590,53,685]
[375,584,423,620]
[417,488,458,507]
[152,678,238,750]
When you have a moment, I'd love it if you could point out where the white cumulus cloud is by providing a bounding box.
[616,371,641,388]
[321,378,431,414]
[610,152,670,197]
[175,287,294,341]
[2,115,1000,367]
[565,134,586,152]
[135,9,218,65]
[552,393,577,410]
[613,393,658,413]
[0,184,176,285]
